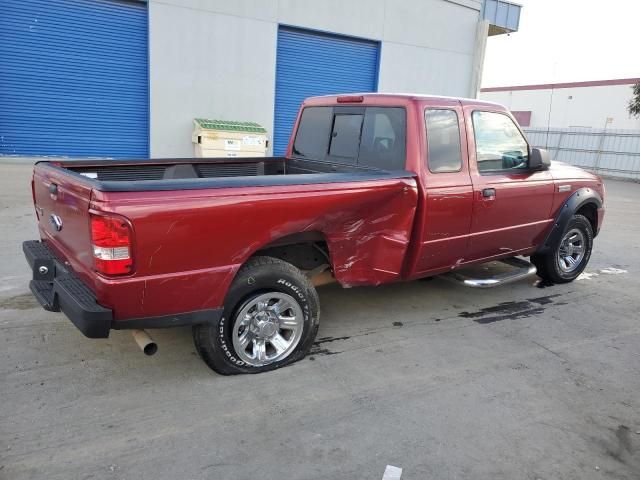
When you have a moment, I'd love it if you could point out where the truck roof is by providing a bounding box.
[303,93,505,110]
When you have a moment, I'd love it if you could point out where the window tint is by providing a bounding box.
[292,107,332,160]
[292,106,407,169]
[329,114,363,161]
[425,109,462,173]
[359,107,406,170]
[472,111,529,173]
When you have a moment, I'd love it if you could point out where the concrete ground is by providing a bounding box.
[0,163,639,480]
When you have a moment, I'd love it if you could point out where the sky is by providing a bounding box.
[481,0,640,88]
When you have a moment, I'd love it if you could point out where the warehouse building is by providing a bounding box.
[481,78,640,182]
[1,0,521,159]
[481,78,640,130]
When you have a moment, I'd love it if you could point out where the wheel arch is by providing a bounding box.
[247,231,332,272]
[220,231,336,312]
[575,202,599,236]
[537,187,602,254]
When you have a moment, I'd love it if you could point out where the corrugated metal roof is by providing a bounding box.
[194,118,267,133]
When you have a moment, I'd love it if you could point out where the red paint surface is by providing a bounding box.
[32,94,605,322]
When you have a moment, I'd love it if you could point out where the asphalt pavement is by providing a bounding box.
[1,163,639,480]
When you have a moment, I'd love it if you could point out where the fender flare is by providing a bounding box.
[536,187,602,254]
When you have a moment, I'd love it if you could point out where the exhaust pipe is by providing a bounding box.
[132,329,158,356]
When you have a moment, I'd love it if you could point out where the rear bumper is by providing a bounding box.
[23,240,112,338]
[23,240,221,338]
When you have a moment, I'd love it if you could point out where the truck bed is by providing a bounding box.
[48,157,414,192]
[31,156,419,322]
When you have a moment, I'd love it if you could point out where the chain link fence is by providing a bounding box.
[524,127,640,181]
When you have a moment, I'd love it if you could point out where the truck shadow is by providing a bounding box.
[5,274,567,380]
[120,274,567,374]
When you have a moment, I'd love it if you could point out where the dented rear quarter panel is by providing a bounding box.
[90,177,418,321]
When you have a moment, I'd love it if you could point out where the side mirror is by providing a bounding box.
[529,147,551,170]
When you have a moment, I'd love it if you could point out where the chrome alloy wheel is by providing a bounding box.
[232,292,304,366]
[557,228,586,273]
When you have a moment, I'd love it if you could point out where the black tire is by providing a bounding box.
[531,214,593,284]
[193,256,320,375]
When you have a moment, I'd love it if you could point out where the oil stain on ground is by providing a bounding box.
[308,347,340,357]
[309,336,350,357]
[314,336,350,345]
[595,424,640,473]
[459,294,563,324]
[0,293,39,311]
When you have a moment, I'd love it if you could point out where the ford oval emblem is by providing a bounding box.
[49,214,63,232]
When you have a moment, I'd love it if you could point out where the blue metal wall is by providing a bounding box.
[273,27,379,156]
[0,0,149,158]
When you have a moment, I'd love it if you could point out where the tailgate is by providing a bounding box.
[32,163,94,275]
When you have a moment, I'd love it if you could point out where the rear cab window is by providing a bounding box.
[359,108,406,170]
[292,107,332,160]
[292,105,406,170]
[328,114,363,163]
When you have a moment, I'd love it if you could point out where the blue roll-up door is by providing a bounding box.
[0,0,148,158]
[274,27,379,156]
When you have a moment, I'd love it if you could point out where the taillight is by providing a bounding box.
[90,214,133,275]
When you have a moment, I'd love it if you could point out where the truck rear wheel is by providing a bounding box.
[193,256,320,375]
[531,214,593,284]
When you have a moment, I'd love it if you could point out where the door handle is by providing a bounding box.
[49,183,58,196]
[482,188,496,198]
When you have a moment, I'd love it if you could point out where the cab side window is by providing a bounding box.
[472,111,529,173]
[425,109,462,173]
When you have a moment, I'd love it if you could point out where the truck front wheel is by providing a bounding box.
[193,256,320,375]
[531,213,593,284]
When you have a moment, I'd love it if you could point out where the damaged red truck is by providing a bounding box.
[24,94,605,374]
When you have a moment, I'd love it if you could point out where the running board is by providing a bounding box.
[442,257,537,288]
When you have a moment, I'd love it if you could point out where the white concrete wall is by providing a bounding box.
[148,1,278,158]
[481,84,640,130]
[149,0,482,157]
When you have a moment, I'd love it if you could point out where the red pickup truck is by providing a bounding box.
[24,94,605,374]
